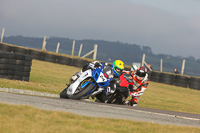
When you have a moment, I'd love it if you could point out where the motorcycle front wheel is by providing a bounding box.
[60,87,69,99]
[69,83,95,100]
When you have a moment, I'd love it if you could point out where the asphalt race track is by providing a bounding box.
[0,92,199,127]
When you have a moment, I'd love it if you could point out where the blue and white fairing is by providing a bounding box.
[66,64,113,98]
[92,64,113,87]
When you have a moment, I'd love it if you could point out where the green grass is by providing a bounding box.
[0,60,200,132]
[0,60,200,114]
[138,82,200,114]
[0,60,80,94]
[0,103,200,133]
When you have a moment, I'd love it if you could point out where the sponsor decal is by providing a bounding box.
[82,72,88,78]
[68,88,72,92]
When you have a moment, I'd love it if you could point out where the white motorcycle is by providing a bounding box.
[60,64,113,100]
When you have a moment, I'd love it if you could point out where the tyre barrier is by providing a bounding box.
[12,46,29,55]
[149,71,199,91]
[0,43,13,52]
[43,52,58,63]
[0,58,16,65]
[0,52,32,82]
[174,75,189,88]
[71,58,90,68]
[151,71,161,82]
[57,55,73,66]
[189,77,200,90]
[147,71,152,81]
[28,49,44,61]
[159,72,175,85]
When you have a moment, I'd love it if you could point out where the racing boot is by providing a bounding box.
[129,99,138,107]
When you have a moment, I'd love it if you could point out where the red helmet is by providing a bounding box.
[136,66,147,80]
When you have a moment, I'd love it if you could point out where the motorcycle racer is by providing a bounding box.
[70,60,124,81]
[106,72,132,104]
[124,66,149,106]
[95,60,125,102]
[70,60,125,102]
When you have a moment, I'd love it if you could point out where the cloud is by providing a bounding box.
[0,0,200,58]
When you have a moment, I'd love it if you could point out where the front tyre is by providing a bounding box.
[60,88,69,99]
[69,83,95,100]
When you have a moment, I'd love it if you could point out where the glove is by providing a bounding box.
[89,61,101,69]
[107,86,115,94]
[129,92,134,97]
[94,62,101,68]
[129,92,138,97]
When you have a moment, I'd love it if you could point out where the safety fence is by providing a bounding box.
[0,42,199,90]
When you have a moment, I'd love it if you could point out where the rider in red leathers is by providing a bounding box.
[123,66,149,106]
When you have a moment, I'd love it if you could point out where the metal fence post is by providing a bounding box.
[1,28,5,43]
[72,40,75,56]
[93,44,98,60]
[142,54,145,66]
[160,59,163,72]
[181,59,186,75]
[78,43,83,57]
[56,42,60,53]
[42,36,47,51]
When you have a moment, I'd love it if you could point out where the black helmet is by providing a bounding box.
[136,66,147,80]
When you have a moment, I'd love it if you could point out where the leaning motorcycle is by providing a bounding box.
[60,64,113,100]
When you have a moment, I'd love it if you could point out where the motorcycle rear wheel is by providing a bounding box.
[107,94,117,104]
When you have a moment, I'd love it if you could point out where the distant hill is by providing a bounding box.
[3,35,200,77]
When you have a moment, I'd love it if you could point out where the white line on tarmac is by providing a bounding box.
[98,105,200,121]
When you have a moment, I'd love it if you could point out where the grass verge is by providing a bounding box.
[0,103,200,133]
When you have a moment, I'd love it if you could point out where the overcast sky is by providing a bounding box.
[1,0,200,59]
